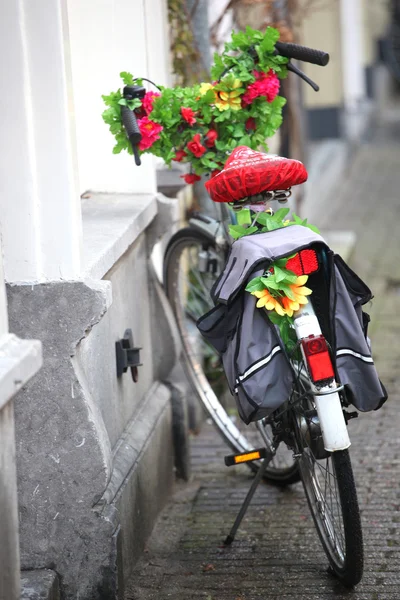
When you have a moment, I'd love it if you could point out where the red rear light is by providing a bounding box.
[301,335,334,383]
[286,249,319,276]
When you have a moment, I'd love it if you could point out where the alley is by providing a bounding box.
[125,123,400,600]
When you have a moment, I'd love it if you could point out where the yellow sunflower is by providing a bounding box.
[199,82,215,95]
[252,289,287,316]
[252,275,312,318]
[215,79,242,111]
[281,275,312,317]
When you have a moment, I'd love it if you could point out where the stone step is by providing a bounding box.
[20,570,60,600]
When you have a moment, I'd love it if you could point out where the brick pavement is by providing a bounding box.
[125,131,400,600]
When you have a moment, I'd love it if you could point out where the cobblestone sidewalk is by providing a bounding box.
[125,137,400,600]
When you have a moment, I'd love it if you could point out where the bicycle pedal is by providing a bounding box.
[224,448,267,466]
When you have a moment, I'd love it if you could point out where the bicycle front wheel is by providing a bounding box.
[291,382,363,586]
[164,227,300,484]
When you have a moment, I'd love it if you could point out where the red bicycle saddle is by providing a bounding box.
[205,146,308,203]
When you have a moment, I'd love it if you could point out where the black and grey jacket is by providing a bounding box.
[197,225,387,424]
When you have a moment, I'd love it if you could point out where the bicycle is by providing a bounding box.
[117,38,386,587]
[162,42,327,471]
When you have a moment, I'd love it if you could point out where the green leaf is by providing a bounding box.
[264,220,282,231]
[237,208,252,226]
[245,277,265,293]
[110,122,122,134]
[255,212,271,226]
[231,225,246,237]
[273,266,287,283]
[271,207,290,222]
[280,269,298,283]
[292,213,303,225]
[274,258,290,268]
[266,311,282,325]
[260,277,280,290]
[279,284,296,300]
[120,71,134,85]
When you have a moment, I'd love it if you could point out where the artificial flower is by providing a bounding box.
[181,173,201,184]
[199,82,215,95]
[187,133,206,158]
[205,129,218,148]
[174,149,188,162]
[245,117,257,131]
[288,275,312,305]
[137,117,163,150]
[181,107,196,126]
[242,70,280,106]
[252,289,287,316]
[215,79,243,111]
[142,91,160,115]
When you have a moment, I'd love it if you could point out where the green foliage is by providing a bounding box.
[102,26,289,175]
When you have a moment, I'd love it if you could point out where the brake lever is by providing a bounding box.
[287,62,319,92]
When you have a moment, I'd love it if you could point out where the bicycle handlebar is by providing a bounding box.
[275,41,329,67]
[122,41,329,162]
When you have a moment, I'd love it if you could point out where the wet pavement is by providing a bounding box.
[125,116,400,599]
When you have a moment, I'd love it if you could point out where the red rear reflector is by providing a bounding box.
[286,249,319,276]
[301,335,334,382]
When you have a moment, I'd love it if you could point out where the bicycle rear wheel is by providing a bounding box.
[290,368,363,586]
[164,227,300,484]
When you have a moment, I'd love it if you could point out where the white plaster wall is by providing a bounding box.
[67,0,171,195]
[0,0,82,283]
[340,0,366,110]
[0,251,8,337]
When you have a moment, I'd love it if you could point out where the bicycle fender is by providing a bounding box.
[188,215,226,244]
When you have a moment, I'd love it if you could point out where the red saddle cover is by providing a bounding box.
[205,146,308,203]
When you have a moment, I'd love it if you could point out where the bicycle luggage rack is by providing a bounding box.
[223,447,274,546]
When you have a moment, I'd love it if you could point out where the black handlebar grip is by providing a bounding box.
[121,105,142,165]
[275,42,329,67]
[121,105,141,145]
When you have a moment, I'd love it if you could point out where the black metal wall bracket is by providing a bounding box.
[116,329,142,382]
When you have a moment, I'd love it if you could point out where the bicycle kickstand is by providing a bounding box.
[223,447,274,546]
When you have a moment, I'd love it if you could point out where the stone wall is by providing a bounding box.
[7,194,189,600]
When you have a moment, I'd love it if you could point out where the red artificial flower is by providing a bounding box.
[245,117,257,131]
[205,129,218,148]
[137,116,163,151]
[187,133,206,158]
[242,70,280,106]
[174,149,188,162]
[142,91,160,115]
[181,107,196,126]
[181,173,201,184]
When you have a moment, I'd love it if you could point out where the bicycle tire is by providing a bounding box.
[164,227,300,485]
[290,376,363,586]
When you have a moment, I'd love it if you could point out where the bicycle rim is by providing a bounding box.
[290,368,363,586]
[164,228,299,484]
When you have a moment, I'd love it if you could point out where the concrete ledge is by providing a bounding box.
[20,569,60,600]
[81,192,157,280]
[95,381,172,507]
[0,334,42,410]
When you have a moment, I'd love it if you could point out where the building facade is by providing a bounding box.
[0,1,187,598]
